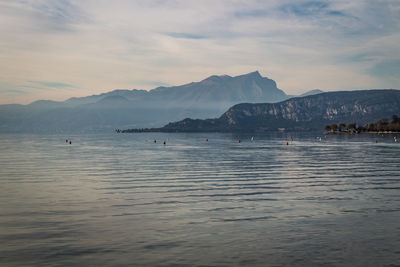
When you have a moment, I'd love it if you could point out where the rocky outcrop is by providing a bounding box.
[148,90,400,132]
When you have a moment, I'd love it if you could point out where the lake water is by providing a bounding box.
[0,132,399,266]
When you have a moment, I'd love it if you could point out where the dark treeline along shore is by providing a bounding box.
[122,89,400,133]
[325,115,400,134]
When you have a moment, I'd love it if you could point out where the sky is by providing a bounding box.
[0,0,399,104]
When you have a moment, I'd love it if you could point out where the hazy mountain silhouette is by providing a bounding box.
[299,89,324,97]
[0,71,288,133]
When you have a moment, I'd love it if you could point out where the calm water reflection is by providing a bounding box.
[0,132,399,266]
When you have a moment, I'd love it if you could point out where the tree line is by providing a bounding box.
[325,115,400,133]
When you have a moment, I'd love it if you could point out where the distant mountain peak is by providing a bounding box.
[201,71,263,83]
[235,70,262,78]
[0,71,289,133]
[201,74,232,83]
[299,89,324,97]
[249,70,261,76]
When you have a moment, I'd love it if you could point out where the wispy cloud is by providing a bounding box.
[4,89,26,95]
[369,59,400,78]
[166,32,206,39]
[0,0,399,104]
[279,1,331,17]
[234,9,270,18]
[28,81,75,89]
[0,0,86,33]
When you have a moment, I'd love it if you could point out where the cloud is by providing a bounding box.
[28,81,75,89]
[0,0,399,104]
[4,89,26,95]
[279,1,330,17]
[166,32,206,39]
[234,9,270,18]
[369,59,400,78]
[0,0,86,33]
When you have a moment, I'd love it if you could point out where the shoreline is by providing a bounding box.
[325,131,400,135]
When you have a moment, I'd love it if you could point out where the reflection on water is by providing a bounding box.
[0,132,399,266]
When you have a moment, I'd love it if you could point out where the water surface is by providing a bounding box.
[1,132,399,266]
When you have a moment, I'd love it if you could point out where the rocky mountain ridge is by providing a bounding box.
[138,90,400,132]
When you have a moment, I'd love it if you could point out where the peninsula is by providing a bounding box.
[122,90,400,133]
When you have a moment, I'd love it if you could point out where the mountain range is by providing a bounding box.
[0,71,306,133]
[132,90,400,133]
[3,71,396,134]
